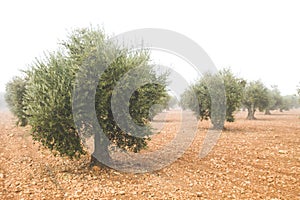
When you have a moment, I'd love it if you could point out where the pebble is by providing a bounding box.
[196,192,203,197]
[278,150,288,154]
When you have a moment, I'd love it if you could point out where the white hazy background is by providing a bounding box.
[0,0,299,95]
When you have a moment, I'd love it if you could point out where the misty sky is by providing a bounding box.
[0,0,299,95]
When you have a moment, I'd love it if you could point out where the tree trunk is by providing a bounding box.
[90,132,112,168]
[246,105,256,120]
[212,122,224,130]
[265,109,271,115]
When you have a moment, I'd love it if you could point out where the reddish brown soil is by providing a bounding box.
[0,110,299,199]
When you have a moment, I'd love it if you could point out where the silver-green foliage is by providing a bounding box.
[24,52,84,158]
[20,27,168,159]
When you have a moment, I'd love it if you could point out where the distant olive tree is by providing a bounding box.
[167,95,179,109]
[280,95,300,111]
[180,74,225,129]
[264,85,283,115]
[242,80,269,120]
[298,84,300,100]
[219,69,246,122]
[180,69,245,128]
[0,92,8,111]
[5,76,28,126]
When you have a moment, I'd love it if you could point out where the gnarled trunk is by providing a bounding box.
[246,105,256,120]
[264,109,271,115]
[90,132,112,168]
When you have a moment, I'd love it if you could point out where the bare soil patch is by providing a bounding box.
[0,109,299,199]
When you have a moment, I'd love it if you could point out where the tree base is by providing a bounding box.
[246,108,256,120]
[246,116,257,120]
[90,154,112,169]
[265,110,271,115]
[211,125,224,130]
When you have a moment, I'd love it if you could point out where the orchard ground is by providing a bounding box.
[0,109,299,199]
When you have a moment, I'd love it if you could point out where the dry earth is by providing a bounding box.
[0,109,299,199]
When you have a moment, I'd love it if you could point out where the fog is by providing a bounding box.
[0,93,8,112]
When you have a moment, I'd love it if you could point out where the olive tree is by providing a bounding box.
[21,27,168,164]
[242,80,269,120]
[5,76,28,126]
[264,85,283,115]
[280,95,300,111]
[219,69,246,122]
[180,69,245,128]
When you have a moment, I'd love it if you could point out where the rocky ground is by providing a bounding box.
[0,110,299,199]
